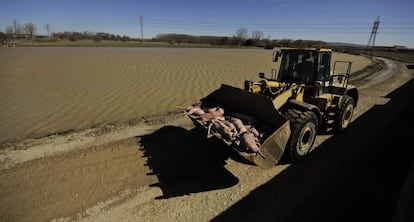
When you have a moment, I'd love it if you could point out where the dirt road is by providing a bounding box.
[0,58,413,222]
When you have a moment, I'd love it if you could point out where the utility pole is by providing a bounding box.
[367,16,380,57]
[140,14,144,45]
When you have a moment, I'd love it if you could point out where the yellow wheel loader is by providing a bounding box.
[185,48,358,169]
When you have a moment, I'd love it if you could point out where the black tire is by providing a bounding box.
[283,108,318,162]
[336,95,355,132]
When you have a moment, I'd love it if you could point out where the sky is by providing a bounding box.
[1,0,413,47]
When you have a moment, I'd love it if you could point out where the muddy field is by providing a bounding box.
[0,47,371,143]
[1,48,413,222]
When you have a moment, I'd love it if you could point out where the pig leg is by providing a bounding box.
[186,107,205,116]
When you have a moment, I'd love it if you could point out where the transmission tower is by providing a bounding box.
[367,16,380,56]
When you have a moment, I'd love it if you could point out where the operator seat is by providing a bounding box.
[296,60,314,83]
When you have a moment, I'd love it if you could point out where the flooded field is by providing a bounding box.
[0,47,371,142]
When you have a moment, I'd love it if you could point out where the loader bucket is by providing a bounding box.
[200,84,291,168]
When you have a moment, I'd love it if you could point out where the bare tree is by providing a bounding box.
[251,30,264,41]
[24,23,36,39]
[267,35,273,46]
[5,26,13,35]
[251,30,265,46]
[4,26,13,40]
[11,20,24,38]
[234,27,249,46]
[17,24,23,38]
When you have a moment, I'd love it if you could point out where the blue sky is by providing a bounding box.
[1,0,413,47]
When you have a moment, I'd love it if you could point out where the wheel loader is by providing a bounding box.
[185,48,358,169]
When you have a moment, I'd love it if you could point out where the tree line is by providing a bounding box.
[1,20,327,48]
[154,27,327,48]
[52,31,133,42]
[0,20,133,42]
[2,20,36,39]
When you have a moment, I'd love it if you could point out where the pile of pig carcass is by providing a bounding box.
[184,101,265,157]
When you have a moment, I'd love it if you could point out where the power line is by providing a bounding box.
[144,18,412,35]
[145,17,386,26]
[18,15,413,39]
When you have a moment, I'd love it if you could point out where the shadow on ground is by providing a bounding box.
[213,79,414,222]
[138,125,241,199]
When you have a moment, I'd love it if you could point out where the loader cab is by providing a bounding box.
[277,49,317,84]
[276,48,332,84]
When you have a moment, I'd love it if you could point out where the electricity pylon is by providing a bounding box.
[367,16,380,56]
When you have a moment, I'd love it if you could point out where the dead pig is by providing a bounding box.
[186,107,205,115]
[240,132,261,153]
[211,120,236,140]
[200,107,224,122]
[229,117,248,134]
[184,102,204,115]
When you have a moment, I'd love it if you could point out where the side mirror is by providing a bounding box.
[273,51,280,62]
[258,72,266,79]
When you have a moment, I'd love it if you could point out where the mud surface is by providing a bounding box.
[0,56,413,222]
[0,47,371,143]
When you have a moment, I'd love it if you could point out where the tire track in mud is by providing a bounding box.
[0,137,157,222]
[356,57,398,90]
